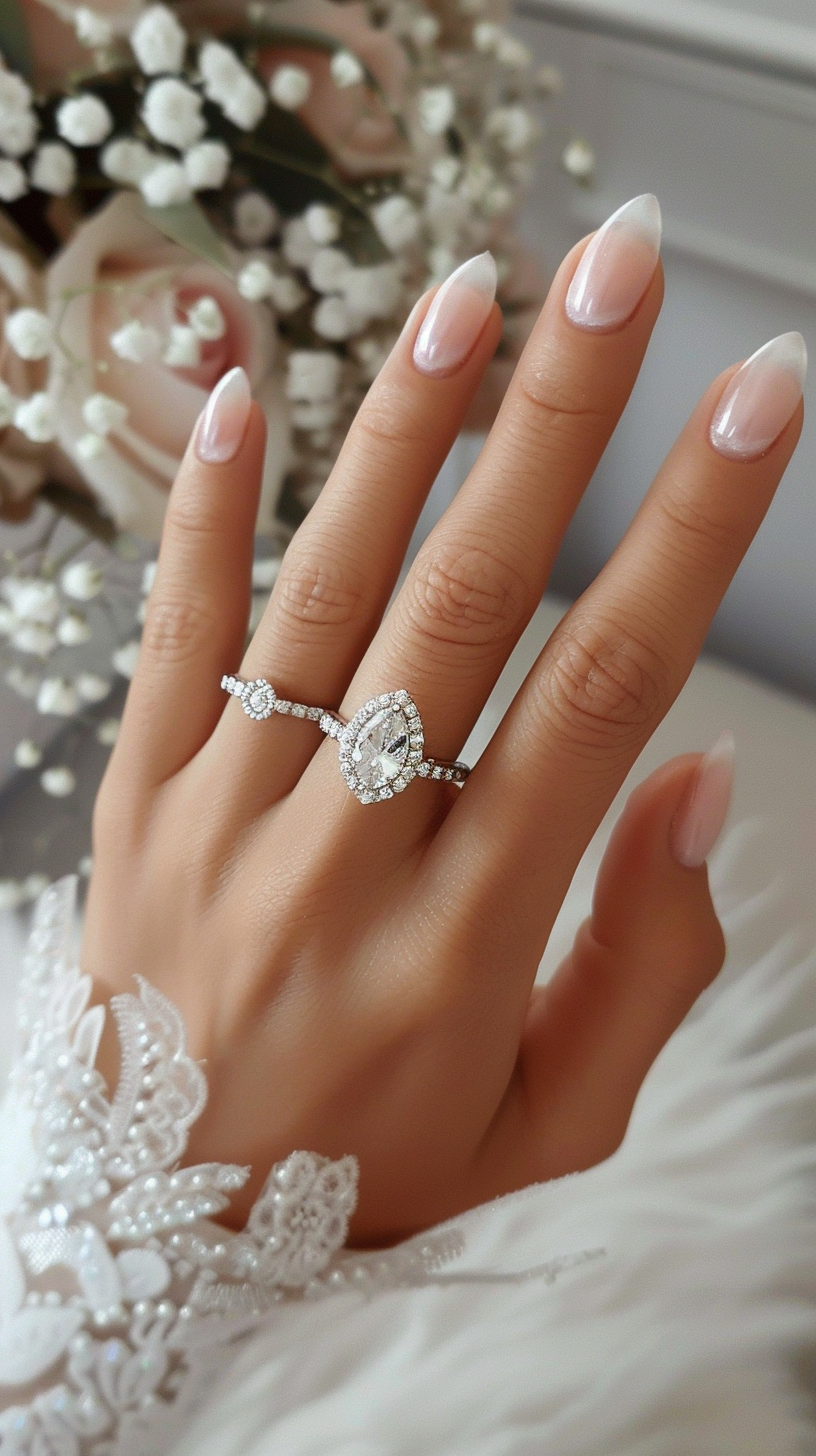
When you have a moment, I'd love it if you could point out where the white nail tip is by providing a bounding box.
[601,192,662,245]
[743,331,808,387]
[442,250,498,297]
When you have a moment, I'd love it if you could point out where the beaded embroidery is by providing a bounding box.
[0,879,463,1455]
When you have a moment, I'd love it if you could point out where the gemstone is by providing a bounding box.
[242,680,276,720]
[340,691,424,802]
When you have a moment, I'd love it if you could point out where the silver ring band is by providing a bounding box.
[221,676,470,803]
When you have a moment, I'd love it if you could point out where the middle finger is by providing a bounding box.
[341,195,664,784]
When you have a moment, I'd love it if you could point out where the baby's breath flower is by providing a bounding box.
[269,64,312,110]
[56,612,91,646]
[77,433,105,461]
[485,104,535,154]
[57,93,114,147]
[112,640,140,678]
[496,35,532,67]
[30,142,76,196]
[200,41,266,130]
[341,263,402,321]
[472,21,500,51]
[5,308,52,361]
[188,296,226,340]
[140,158,191,207]
[308,247,353,294]
[75,8,113,47]
[82,392,128,434]
[0,69,37,157]
[312,295,360,342]
[109,320,161,362]
[163,324,201,367]
[5,666,38,699]
[410,16,440,47]
[183,139,230,190]
[100,137,154,185]
[12,621,56,656]
[14,739,42,769]
[0,158,27,201]
[143,78,204,150]
[371,195,420,252]
[430,156,461,190]
[304,204,341,245]
[78,856,93,877]
[330,51,365,88]
[14,393,57,443]
[37,678,79,716]
[131,4,187,75]
[281,217,317,268]
[418,86,456,136]
[286,350,342,402]
[237,259,276,302]
[41,766,77,797]
[266,273,306,313]
[61,561,103,601]
[76,672,111,703]
[233,192,279,245]
[291,401,339,431]
[96,717,120,746]
[561,137,595,181]
[2,577,59,624]
[21,873,49,900]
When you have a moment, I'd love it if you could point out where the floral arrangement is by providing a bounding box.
[0,0,558,898]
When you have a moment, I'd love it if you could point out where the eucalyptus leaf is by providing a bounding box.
[40,483,119,547]
[138,199,232,271]
[0,0,32,79]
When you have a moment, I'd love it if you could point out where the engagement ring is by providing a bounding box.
[222,676,470,804]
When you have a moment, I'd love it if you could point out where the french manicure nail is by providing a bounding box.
[670,730,735,869]
[565,193,662,331]
[709,332,807,461]
[194,366,252,464]
[413,252,498,376]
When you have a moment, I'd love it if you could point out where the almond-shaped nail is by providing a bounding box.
[194,366,252,464]
[413,252,497,377]
[709,332,807,462]
[566,193,662,331]
[670,730,735,869]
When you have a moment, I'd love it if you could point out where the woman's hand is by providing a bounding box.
[82,195,805,1246]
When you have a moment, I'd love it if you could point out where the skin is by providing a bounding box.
[83,231,803,1248]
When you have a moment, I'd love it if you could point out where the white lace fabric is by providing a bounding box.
[0,879,472,1456]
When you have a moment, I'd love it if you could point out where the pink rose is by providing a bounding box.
[45,193,290,538]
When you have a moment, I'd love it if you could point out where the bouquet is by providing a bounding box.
[0,0,557,898]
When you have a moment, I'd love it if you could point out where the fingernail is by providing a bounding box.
[565,193,662,331]
[194,366,252,464]
[709,332,807,461]
[670,730,735,869]
[413,252,497,376]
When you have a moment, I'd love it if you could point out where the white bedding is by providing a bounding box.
[3,596,816,1454]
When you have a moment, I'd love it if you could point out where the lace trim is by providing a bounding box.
[0,878,600,1456]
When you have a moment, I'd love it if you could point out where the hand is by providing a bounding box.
[83,195,805,1246]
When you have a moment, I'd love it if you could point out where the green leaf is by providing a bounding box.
[0,0,32,79]
[137,198,232,271]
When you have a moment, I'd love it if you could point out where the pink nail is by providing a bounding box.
[413,252,497,377]
[670,730,735,869]
[709,332,807,461]
[194,366,252,463]
[565,194,662,331]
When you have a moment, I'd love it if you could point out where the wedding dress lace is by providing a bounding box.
[0,878,599,1456]
[0,878,467,1455]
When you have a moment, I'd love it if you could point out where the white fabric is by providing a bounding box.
[2,596,816,1454]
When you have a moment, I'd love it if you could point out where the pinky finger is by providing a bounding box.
[482,735,735,1195]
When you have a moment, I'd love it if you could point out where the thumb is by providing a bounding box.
[519,732,735,1178]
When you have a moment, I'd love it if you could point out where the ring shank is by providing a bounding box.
[221,675,470,785]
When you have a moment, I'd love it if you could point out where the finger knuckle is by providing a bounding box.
[141,592,216,666]
[538,617,668,751]
[274,553,367,635]
[404,538,526,657]
[515,352,607,428]
[657,482,735,565]
[165,485,224,543]
[355,380,426,456]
